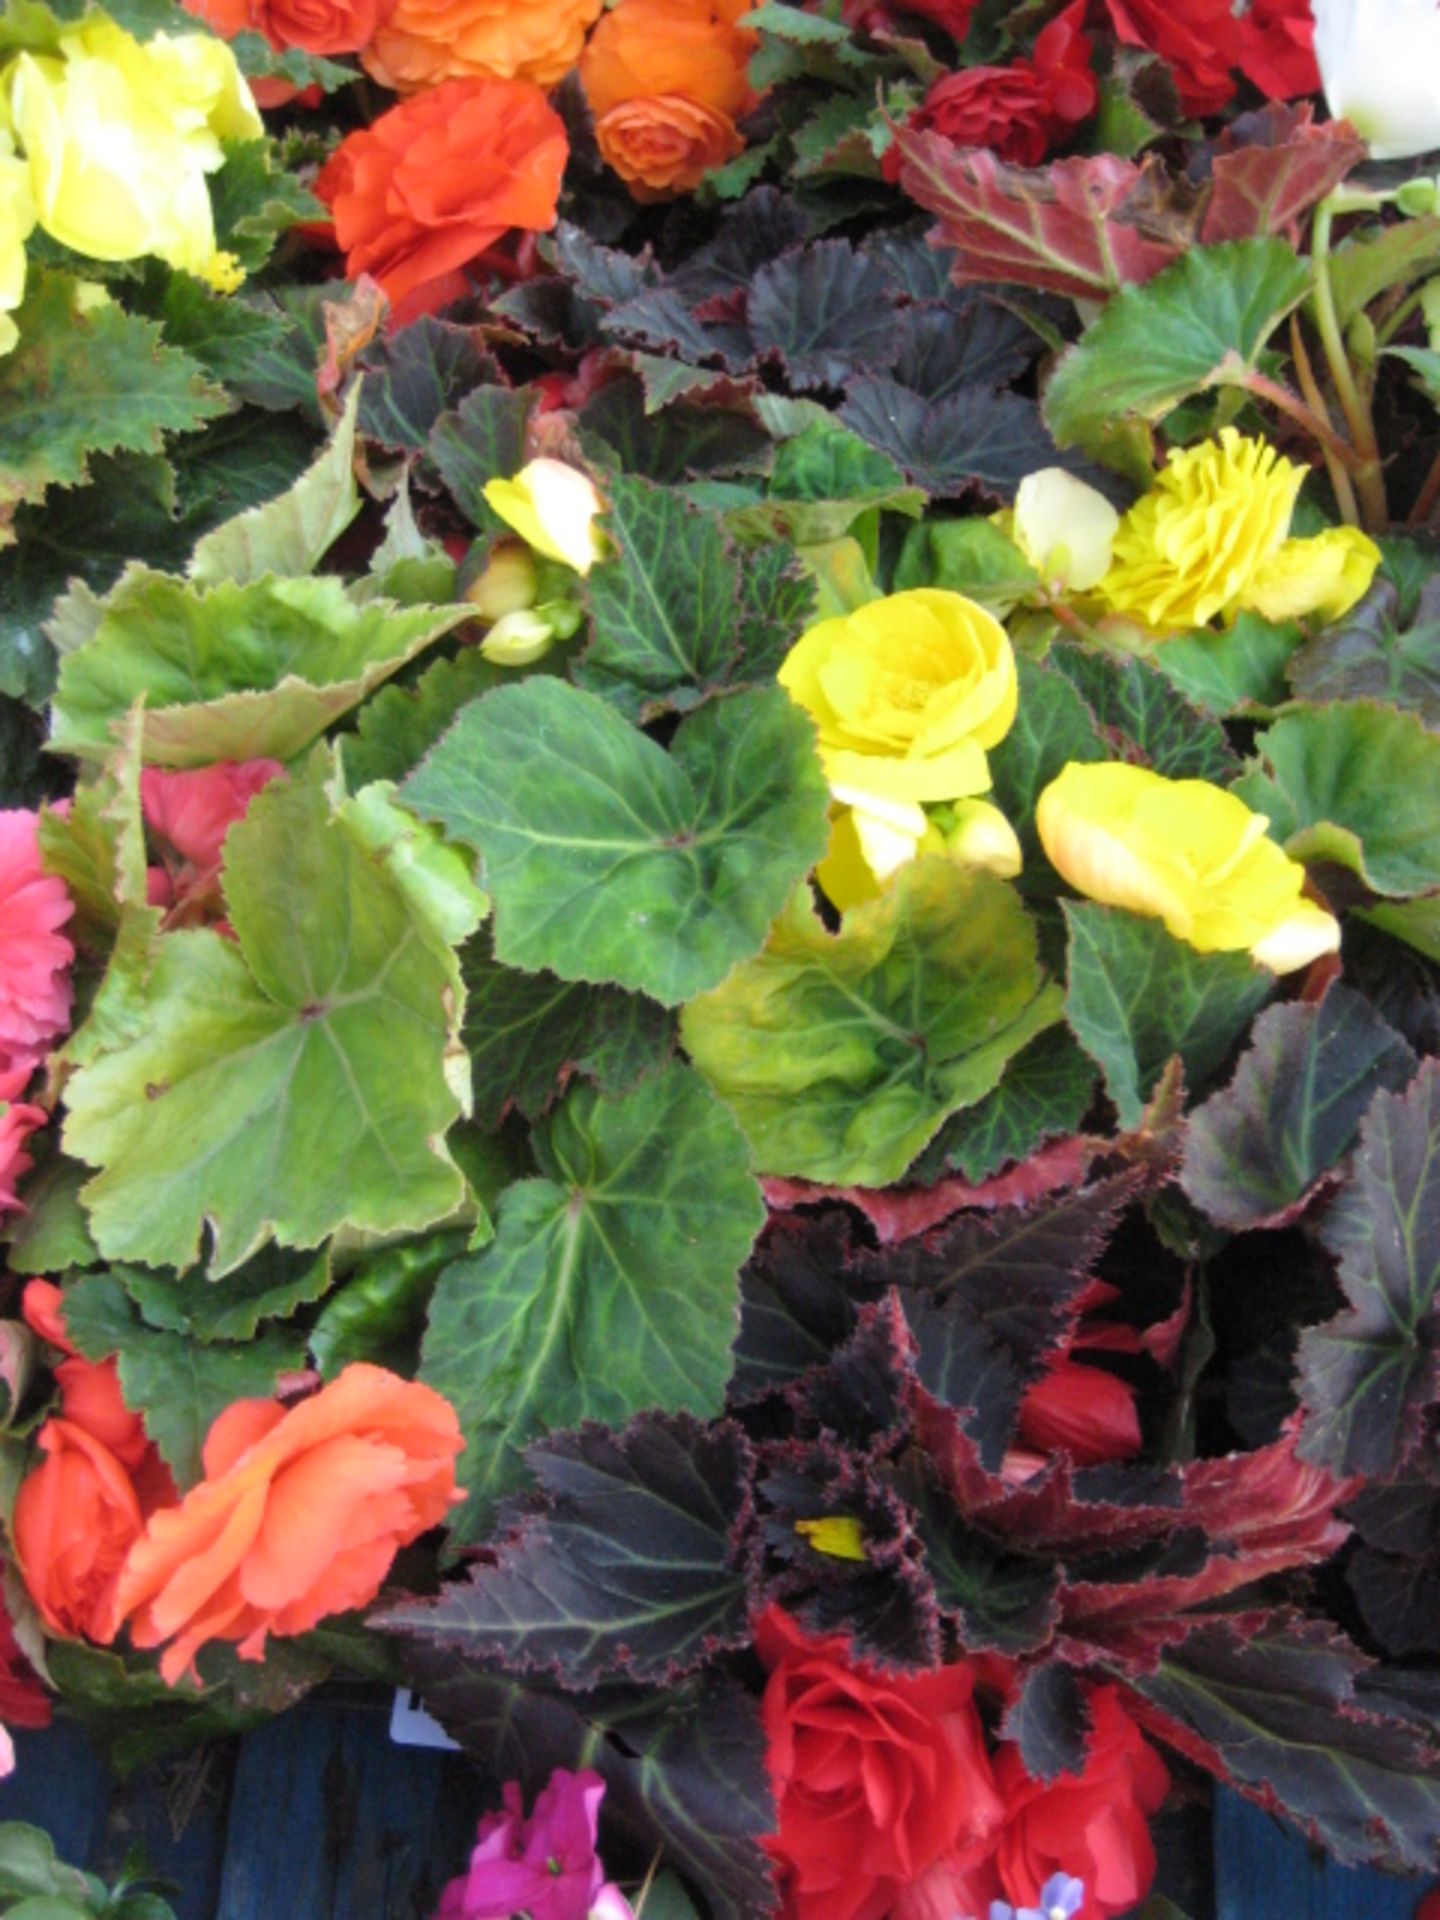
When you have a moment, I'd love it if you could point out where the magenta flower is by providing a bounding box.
[435,1768,635,1920]
[0,809,74,1083]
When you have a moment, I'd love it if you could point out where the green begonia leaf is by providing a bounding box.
[0,271,226,535]
[186,381,361,588]
[1286,577,1440,728]
[1043,240,1311,454]
[578,474,745,716]
[404,679,830,1006]
[63,1273,301,1487]
[1049,643,1237,782]
[987,658,1108,892]
[907,1024,1097,1186]
[1150,611,1300,718]
[1235,702,1440,897]
[116,1243,335,1342]
[1062,901,1273,1128]
[893,518,1039,609]
[420,1062,763,1537]
[463,933,674,1128]
[681,859,1063,1186]
[62,763,475,1274]
[50,572,469,766]
[339,651,503,789]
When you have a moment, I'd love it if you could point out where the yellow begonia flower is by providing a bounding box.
[4,22,259,279]
[778,588,1018,809]
[1247,526,1381,624]
[1036,760,1340,974]
[1098,430,1305,633]
[1012,468,1119,593]
[484,459,604,575]
[0,128,36,358]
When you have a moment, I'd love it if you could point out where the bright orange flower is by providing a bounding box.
[315,77,568,322]
[363,0,600,92]
[108,1365,463,1686]
[579,0,757,198]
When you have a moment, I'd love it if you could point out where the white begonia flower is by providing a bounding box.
[1312,0,1440,162]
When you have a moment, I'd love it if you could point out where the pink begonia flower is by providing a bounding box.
[139,760,285,871]
[0,1077,46,1216]
[436,1769,635,1920]
[0,809,74,1083]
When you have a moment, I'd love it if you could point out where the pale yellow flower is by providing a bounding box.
[1098,430,1304,633]
[778,588,1018,808]
[944,798,1022,880]
[5,22,259,279]
[1037,760,1339,973]
[0,126,35,358]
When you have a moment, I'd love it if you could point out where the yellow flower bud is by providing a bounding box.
[794,1516,867,1562]
[1247,526,1381,625]
[478,607,559,667]
[945,798,1023,879]
[1036,760,1340,974]
[1012,468,1119,593]
[465,539,540,622]
[483,458,604,575]
[197,248,245,295]
[778,588,1019,808]
[5,22,260,276]
[1098,431,1305,635]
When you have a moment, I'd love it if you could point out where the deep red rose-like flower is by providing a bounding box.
[315,77,568,323]
[895,0,977,40]
[758,1605,1004,1920]
[904,0,1096,166]
[994,1684,1170,1919]
[0,1587,49,1735]
[1103,0,1239,115]
[1235,0,1319,100]
[1016,1357,1142,1466]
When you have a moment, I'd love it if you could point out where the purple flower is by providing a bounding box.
[434,1768,635,1920]
[989,1875,1086,1920]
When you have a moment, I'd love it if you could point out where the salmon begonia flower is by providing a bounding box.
[108,1364,463,1685]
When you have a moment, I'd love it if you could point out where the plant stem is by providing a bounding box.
[1289,315,1360,525]
[1376,284,1428,350]
[1310,199,1389,528]
[1409,445,1440,527]
[1242,371,1368,474]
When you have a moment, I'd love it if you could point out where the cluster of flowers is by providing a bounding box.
[771,428,1376,972]
[0,19,260,351]
[430,1611,1150,1920]
[304,0,756,325]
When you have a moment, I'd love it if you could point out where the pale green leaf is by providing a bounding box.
[63,762,469,1274]
[681,859,1063,1186]
[50,572,468,766]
